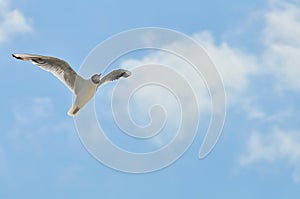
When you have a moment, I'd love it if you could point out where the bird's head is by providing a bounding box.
[91,73,101,84]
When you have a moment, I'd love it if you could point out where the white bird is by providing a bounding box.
[12,53,131,116]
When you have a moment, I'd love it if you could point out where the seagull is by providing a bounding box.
[12,53,131,116]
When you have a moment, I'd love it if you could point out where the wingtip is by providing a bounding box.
[12,54,21,59]
[124,70,131,77]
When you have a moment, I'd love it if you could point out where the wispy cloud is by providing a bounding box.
[12,97,54,124]
[240,129,300,183]
[0,146,7,176]
[0,0,32,43]
[9,97,74,155]
[0,96,77,191]
[9,97,55,150]
[56,164,82,185]
[0,145,13,184]
[236,0,300,183]
[263,0,300,91]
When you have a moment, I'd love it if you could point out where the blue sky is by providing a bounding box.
[1,0,300,198]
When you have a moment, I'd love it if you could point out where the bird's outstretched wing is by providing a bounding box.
[12,54,84,92]
[98,69,131,86]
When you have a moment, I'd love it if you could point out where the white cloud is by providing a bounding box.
[0,0,32,43]
[109,24,260,130]
[240,129,300,182]
[114,30,258,116]
[88,0,300,171]
[264,0,300,47]
[241,99,295,122]
[193,31,259,103]
[105,27,259,150]
[236,1,300,183]
[263,0,300,91]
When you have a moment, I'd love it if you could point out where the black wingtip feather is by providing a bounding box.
[12,54,21,59]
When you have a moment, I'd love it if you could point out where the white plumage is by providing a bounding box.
[12,53,131,116]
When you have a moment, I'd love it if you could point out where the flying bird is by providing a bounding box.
[12,53,131,116]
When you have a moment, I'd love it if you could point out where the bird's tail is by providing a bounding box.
[67,105,81,116]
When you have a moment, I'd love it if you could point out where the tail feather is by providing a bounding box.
[67,105,81,116]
